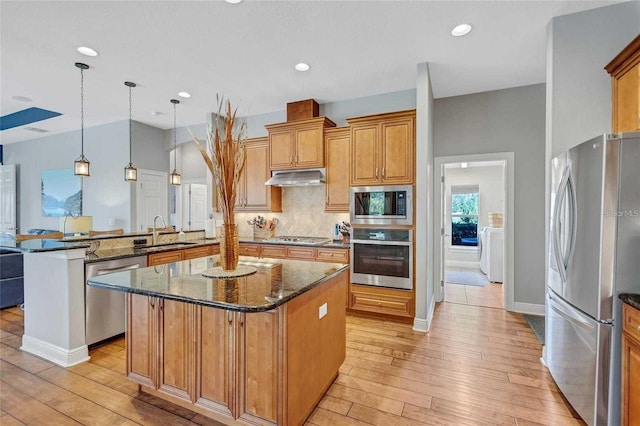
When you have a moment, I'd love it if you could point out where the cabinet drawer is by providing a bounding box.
[315,248,349,263]
[210,245,220,255]
[350,285,413,318]
[148,250,184,266]
[183,246,211,260]
[239,243,261,257]
[623,303,640,344]
[260,245,287,259]
[286,246,316,260]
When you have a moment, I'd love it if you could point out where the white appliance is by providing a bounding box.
[479,227,503,283]
[546,132,640,426]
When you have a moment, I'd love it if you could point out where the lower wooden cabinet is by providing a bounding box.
[622,303,640,425]
[350,284,414,318]
[148,250,183,266]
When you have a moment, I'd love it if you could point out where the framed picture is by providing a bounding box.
[41,168,82,217]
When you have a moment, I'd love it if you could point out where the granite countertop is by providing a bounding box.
[87,255,349,312]
[620,293,640,311]
[0,238,90,253]
[85,239,218,263]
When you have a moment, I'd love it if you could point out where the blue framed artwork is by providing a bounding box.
[41,168,82,217]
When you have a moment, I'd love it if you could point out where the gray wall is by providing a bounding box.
[547,1,640,157]
[434,84,546,305]
[5,120,168,232]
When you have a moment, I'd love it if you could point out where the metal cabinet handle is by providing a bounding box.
[637,325,640,334]
[227,310,233,324]
[375,167,378,179]
[382,167,386,179]
[290,154,293,165]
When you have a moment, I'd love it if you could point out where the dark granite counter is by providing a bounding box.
[620,293,640,311]
[87,255,348,312]
[0,238,89,253]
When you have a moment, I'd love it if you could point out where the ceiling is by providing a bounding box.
[0,0,618,144]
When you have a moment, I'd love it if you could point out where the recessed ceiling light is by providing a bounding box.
[151,111,163,116]
[77,46,99,57]
[461,162,468,168]
[225,0,243,3]
[295,63,310,72]
[178,91,191,98]
[451,24,472,37]
[11,95,33,103]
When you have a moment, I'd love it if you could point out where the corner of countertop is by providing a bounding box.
[619,293,640,311]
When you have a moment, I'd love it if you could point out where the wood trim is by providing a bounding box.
[346,109,417,126]
[605,34,640,74]
[265,116,336,131]
[16,232,63,242]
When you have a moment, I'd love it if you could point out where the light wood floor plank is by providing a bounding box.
[326,383,404,416]
[347,403,432,426]
[0,343,54,374]
[307,407,371,426]
[67,361,138,396]
[0,382,81,426]
[317,394,353,415]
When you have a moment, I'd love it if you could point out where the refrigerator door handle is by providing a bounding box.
[564,171,578,270]
[549,293,594,331]
[553,167,570,283]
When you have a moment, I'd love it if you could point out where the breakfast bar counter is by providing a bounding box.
[88,256,348,426]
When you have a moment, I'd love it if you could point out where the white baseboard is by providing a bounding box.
[21,335,90,367]
[512,302,545,316]
[445,260,480,269]
[413,297,436,333]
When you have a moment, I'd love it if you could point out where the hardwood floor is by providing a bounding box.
[0,303,583,425]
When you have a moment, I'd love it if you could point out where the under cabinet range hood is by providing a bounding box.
[265,169,326,187]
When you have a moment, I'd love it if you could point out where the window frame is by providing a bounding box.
[449,186,479,248]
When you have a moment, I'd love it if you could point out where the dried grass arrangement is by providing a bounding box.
[191,97,247,270]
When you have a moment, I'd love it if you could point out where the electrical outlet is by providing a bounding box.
[319,303,327,319]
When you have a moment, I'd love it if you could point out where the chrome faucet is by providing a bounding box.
[152,215,166,245]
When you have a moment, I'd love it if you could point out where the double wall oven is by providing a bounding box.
[350,186,413,291]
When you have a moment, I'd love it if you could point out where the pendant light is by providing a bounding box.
[124,81,137,181]
[74,62,90,177]
[169,99,181,186]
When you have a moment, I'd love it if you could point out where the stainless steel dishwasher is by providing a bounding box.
[85,256,147,346]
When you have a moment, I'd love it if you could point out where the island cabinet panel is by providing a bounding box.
[284,272,347,426]
[195,307,235,419]
[238,310,279,424]
[348,109,416,186]
[622,303,640,425]
[324,127,351,212]
[157,299,193,402]
[126,294,157,388]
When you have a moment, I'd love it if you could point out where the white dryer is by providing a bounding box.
[479,227,503,283]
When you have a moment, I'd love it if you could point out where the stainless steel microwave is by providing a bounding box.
[350,185,412,226]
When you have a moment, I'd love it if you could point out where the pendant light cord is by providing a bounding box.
[173,101,177,169]
[129,85,132,164]
[80,67,84,157]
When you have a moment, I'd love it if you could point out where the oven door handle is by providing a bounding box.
[351,239,411,246]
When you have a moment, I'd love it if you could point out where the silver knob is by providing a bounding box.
[637,325,640,334]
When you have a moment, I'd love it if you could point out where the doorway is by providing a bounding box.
[134,169,168,232]
[434,153,514,311]
[0,164,17,238]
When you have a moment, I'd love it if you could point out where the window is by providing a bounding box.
[451,185,478,247]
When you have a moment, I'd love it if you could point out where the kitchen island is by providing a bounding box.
[88,256,348,426]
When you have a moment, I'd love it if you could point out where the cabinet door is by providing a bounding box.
[183,246,210,260]
[148,250,184,266]
[325,129,351,212]
[622,333,640,426]
[614,62,640,132]
[295,125,324,169]
[315,248,349,263]
[269,129,294,170]
[381,117,414,184]
[351,125,379,185]
[194,306,235,418]
[286,246,316,260]
[238,310,278,423]
[243,140,279,211]
[126,294,157,388]
[239,243,261,257]
[260,245,287,259]
[157,299,193,402]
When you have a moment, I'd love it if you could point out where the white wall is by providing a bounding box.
[444,165,504,264]
[434,84,546,306]
[5,120,168,233]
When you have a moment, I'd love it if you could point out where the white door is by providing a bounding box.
[436,165,446,302]
[188,184,207,231]
[135,169,168,232]
[0,164,17,237]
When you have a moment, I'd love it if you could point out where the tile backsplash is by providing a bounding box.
[234,186,349,238]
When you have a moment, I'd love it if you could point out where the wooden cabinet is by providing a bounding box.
[324,127,351,212]
[239,242,349,264]
[606,35,640,133]
[622,303,640,426]
[266,117,336,170]
[157,299,193,402]
[236,138,282,212]
[148,250,183,266]
[126,294,157,388]
[350,284,414,318]
[260,245,288,259]
[238,243,261,257]
[286,246,316,260]
[315,247,349,263]
[183,246,210,260]
[347,110,415,186]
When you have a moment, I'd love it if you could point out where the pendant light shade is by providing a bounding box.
[170,99,181,186]
[74,62,90,177]
[124,81,138,182]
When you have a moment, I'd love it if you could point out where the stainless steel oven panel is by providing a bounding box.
[351,236,413,290]
[350,185,413,226]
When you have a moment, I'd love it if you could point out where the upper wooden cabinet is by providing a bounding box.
[622,303,640,426]
[605,35,640,133]
[324,127,351,212]
[237,137,282,212]
[347,110,415,186]
[266,117,336,170]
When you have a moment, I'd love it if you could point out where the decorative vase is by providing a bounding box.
[219,223,239,271]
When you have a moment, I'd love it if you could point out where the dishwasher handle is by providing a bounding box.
[94,264,142,276]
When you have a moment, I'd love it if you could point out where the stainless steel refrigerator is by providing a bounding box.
[546,132,640,426]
